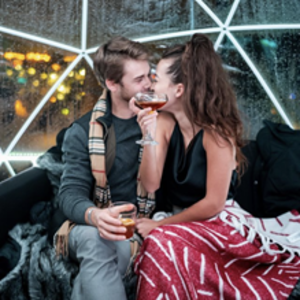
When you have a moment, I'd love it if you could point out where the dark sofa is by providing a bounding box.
[0,128,300,299]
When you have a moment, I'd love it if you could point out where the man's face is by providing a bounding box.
[118,59,151,101]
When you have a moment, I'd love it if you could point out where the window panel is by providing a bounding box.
[0,0,81,47]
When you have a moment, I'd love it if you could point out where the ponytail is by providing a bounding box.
[162,34,247,177]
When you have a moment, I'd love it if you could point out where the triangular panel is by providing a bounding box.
[197,0,235,24]
[233,31,299,129]
[218,35,284,139]
[0,0,81,48]
[231,0,300,25]
[88,0,194,49]
[0,33,80,152]
[9,161,33,175]
[10,59,102,154]
[0,163,10,182]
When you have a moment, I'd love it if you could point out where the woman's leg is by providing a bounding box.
[135,221,300,300]
[69,225,131,300]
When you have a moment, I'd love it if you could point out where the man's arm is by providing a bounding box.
[58,122,131,240]
[59,123,95,224]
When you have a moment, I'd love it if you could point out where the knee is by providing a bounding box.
[143,227,169,251]
[74,225,100,248]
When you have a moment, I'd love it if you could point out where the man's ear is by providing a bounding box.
[105,79,117,92]
[175,83,184,98]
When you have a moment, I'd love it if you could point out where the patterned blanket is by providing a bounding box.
[134,200,300,299]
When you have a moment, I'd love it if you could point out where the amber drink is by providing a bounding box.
[135,92,168,145]
[120,218,136,239]
[109,201,137,239]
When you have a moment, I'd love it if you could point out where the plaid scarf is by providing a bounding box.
[90,90,155,218]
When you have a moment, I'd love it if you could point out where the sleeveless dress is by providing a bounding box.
[134,124,300,300]
[159,123,236,210]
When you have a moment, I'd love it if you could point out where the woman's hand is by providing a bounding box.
[129,98,158,138]
[136,218,160,238]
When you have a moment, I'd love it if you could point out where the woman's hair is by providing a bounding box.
[162,34,246,176]
[94,36,149,87]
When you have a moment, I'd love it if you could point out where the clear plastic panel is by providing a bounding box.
[218,35,284,139]
[231,0,300,25]
[10,59,102,154]
[0,33,78,152]
[0,0,82,47]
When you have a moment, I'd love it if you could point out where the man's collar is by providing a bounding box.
[96,89,113,127]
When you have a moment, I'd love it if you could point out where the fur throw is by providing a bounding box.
[0,153,78,300]
[0,152,136,300]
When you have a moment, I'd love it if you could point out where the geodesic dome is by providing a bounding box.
[0,0,299,181]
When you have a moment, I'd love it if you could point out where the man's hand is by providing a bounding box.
[136,218,160,238]
[89,204,135,241]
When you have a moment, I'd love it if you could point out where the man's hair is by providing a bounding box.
[93,36,149,87]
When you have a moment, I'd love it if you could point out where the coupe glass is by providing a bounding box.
[135,92,168,145]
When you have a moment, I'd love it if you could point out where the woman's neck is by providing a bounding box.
[169,105,201,149]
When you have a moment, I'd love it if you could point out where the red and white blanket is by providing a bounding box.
[134,200,300,299]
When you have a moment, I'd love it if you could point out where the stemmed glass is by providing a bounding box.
[135,92,168,145]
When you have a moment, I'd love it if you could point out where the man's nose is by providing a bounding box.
[144,76,152,90]
[150,82,156,91]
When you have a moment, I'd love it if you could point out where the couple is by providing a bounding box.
[57,35,299,300]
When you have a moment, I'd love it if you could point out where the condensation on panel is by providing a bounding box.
[143,34,219,65]
[10,59,102,154]
[0,33,78,152]
[194,0,235,25]
[87,0,193,49]
[231,0,300,25]
[233,31,300,129]
[0,164,10,182]
[218,35,283,139]
[0,0,81,47]
[9,161,33,175]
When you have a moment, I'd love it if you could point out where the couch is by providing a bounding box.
[1,120,300,299]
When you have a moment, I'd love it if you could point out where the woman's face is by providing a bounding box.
[152,59,178,111]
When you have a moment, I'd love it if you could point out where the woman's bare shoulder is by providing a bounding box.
[157,112,176,139]
[157,111,176,125]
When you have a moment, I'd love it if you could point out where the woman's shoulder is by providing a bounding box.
[157,111,176,126]
[157,112,176,136]
[157,111,176,131]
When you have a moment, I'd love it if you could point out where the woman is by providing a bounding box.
[130,34,300,299]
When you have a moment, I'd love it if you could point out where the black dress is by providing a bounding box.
[159,123,237,210]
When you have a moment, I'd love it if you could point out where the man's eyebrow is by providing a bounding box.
[133,74,144,80]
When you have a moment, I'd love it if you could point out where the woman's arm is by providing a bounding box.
[136,130,236,237]
[129,98,175,193]
[139,113,175,192]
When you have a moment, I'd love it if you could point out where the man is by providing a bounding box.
[57,36,153,300]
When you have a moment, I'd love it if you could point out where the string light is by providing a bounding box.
[49,73,58,80]
[79,68,86,76]
[6,69,13,76]
[27,67,36,75]
[51,63,61,71]
[63,55,77,62]
[15,100,28,117]
[4,52,25,61]
[32,80,39,87]
[40,73,48,80]
[61,108,70,115]
[26,52,51,62]
[57,93,65,100]
[49,96,57,103]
